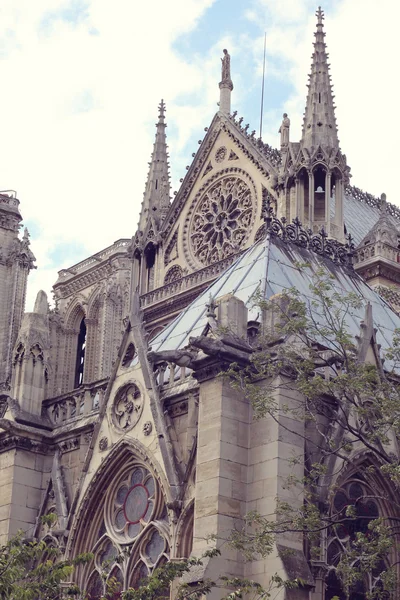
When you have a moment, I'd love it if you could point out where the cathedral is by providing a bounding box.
[1,7,400,599]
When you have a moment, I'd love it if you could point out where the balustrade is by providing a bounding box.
[43,379,108,426]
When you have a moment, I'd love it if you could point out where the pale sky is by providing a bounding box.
[0,0,398,310]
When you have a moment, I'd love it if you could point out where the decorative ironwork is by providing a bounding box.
[262,196,354,268]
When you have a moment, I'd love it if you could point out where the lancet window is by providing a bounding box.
[325,477,389,600]
[82,459,170,599]
[74,317,87,388]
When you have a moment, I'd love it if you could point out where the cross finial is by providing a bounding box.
[316,6,324,26]
[158,99,166,121]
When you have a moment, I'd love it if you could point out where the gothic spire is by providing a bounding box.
[138,100,171,235]
[301,6,338,150]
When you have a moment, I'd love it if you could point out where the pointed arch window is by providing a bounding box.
[79,458,170,598]
[145,243,156,292]
[325,478,389,600]
[74,317,87,388]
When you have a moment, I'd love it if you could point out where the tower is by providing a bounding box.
[278,7,350,240]
[0,192,35,391]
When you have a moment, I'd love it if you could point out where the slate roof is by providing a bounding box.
[151,233,400,371]
[342,193,400,246]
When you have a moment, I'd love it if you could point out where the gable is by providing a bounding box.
[159,113,279,286]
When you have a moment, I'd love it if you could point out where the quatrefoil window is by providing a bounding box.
[112,383,143,432]
[190,176,254,265]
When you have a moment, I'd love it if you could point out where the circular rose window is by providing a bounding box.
[111,467,156,541]
[189,176,255,266]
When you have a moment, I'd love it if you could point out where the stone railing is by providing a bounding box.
[153,362,192,388]
[354,242,400,266]
[43,379,108,426]
[57,239,130,280]
[141,252,241,308]
[0,190,18,205]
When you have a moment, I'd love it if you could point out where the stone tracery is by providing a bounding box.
[325,477,388,600]
[81,457,170,599]
[111,383,143,431]
[189,175,254,265]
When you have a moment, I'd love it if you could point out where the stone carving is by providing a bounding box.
[202,162,213,177]
[228,150,238,161]
[143,421,152,436]
[112,383,143,431]
[189,176,254,265]
[279,113,290,147]
[59,437,80,454]
[164,230,178,266]
[99,436,108,451]
[221,49,231,83]
[215,147,227,163]
[164,265,183,285]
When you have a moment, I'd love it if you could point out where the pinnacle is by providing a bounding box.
[137,100,171,234]
[300,6,339,151]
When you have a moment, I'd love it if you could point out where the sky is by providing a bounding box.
[0,0,398,310]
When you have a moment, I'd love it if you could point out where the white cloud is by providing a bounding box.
[0,0,217,309]
[2,0,400,312]
[250,0,400,201]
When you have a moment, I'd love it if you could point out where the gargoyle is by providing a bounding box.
[147,348,198,368]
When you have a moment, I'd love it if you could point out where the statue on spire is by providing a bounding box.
[219,49,233,113]
[279,113,290,147]
[221,49,231,84]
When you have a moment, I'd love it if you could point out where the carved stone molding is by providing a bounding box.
[59,437,80,454]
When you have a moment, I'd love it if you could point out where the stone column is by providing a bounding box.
[325,171,331,235]
[308,171,315,229]
[334,177,344,241]
[219,82,233,115]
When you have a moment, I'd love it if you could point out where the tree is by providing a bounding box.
[5,266,400,600]
[0,516,92,599]
[226,264,400,599]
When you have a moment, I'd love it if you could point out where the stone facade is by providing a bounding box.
[0,8,400,600]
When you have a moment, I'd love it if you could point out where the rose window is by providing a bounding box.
[111,466,156,541]
[82,459,170,599]
[189,176,254,265]
[112,383,143,432]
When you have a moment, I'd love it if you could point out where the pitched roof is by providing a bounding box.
[150,229,400,371]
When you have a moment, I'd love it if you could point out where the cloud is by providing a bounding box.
[1,0,399,312]
[0,0,217,309]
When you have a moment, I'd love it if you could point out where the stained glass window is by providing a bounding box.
[146,530,165,565]
[86,570,104,600]
[111,467,156,540]
[83,460,169,597]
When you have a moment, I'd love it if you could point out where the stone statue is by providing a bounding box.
[279,113,290,147]
[221,49,231,83]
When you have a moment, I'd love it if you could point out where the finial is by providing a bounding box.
[380,193,387,213]
[316,6,324,26]
[158,99,166,122]
[22,227,30,243]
